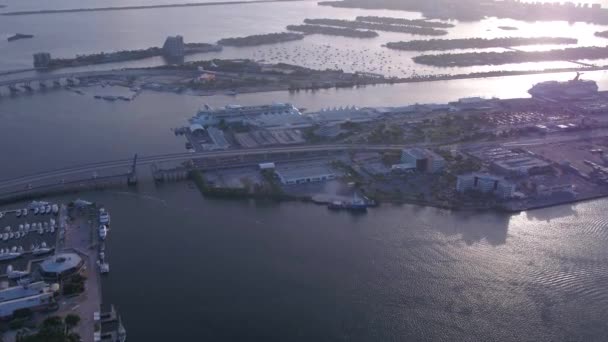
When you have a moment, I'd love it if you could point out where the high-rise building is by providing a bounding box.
[162,35,185,57]
[33,52,52,68]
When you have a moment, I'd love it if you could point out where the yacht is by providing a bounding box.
[99,208,111,226]
[99,225,108,240]
[32,242,54,256]
[6,264,29,279]
[0,251,22,261]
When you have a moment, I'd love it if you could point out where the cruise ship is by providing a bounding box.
[528,73,598,100]
[190,103,302,126]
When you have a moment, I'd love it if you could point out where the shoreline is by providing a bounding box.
[0,0,310,16]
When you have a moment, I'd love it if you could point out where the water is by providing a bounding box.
[2,0,608,77]
[35,184,608,342]
[2,1,608,340]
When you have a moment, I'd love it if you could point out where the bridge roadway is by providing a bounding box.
[0,69,198,87]
[0,144,408,192]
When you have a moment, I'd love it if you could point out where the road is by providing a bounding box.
[0,144,409,193]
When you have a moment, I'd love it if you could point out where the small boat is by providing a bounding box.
[14,232,20,239]
[22,208,28,217]
[38,227,43,235]
[0,212,4,219]
[15,210,21,218]
[99,225,108,240]
[8,232,13,239]
[24,224,30,231]
[50,226,55,233]
[0,252,22,261]
[52,204,59,215]
[33,207,39,215]
[18,224,23,231]
[45,205,51,214]
[2,233,7,241]
[99,208,111,226]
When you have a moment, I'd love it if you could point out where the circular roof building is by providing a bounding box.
[39,253,84,279]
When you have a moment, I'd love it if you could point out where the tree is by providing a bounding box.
[64,314,80,332]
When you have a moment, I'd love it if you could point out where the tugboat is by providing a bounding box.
[327,194,369,212]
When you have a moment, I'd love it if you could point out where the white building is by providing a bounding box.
[401,148,445,173]
[456,173,515,199]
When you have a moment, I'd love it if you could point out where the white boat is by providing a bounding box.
[45,205,51,214]
[0,252,22,261]
[2,233,7,241]
[32,242,53,256]
[52,204,59,215]
[14,232,20,239]
[8,232,13,239]
[33,207,39,215]
[6,264,29,279]
[99,208,111,225]
[0,212,4,219]
[24,223,30,231]
[99,225,108,240]
[22,208,28,217]
[18,224,23,231]
[38,227,43,235]
[50,226,55,233]
[15,210,21,218]
[98,261,110,274]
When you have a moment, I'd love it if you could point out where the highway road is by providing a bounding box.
[0,144,408,192]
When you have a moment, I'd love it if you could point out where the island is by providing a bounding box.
[7,33,34,42]
[319,0,608,24]
[385,37,577,51]
[302,18,448,36]
[42,41,221,69]
[595,30,608,39]
[286,24,378,38]
[355,15,454,28]
[413,46,608,67]
[217,32,304,47]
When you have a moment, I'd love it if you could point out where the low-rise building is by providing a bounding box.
[39,253,84,280]
[275,164,336,185]
[456,173,515,199]
[401,148,445,173]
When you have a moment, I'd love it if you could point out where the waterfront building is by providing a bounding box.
[0,282,55,319]
[162,35,185,57]
[275,164,336,185]
[308,106,379,125]
[33,52,51,68]
[39,253,84,280]
[401,148,445,173]
[456,173,515,199]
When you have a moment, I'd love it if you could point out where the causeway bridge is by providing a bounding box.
[0,144,410,202]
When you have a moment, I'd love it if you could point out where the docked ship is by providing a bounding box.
[528,73,598,100]
[327,194,372,212]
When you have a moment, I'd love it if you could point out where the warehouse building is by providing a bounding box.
[275,164,336,185]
